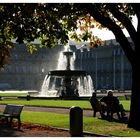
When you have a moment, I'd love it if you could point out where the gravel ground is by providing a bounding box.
[0,122,102,137]
[0,123,71,137]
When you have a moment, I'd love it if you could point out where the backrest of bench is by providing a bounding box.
[90,99,101,111]
[3,104,24,116]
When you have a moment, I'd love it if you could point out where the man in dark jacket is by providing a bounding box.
[100,91,126,119]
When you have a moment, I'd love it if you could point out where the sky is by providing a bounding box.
[92,15,137,41]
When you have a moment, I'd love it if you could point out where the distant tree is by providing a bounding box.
[0,3,140,130]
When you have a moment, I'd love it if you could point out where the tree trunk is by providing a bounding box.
[128,62,140,130]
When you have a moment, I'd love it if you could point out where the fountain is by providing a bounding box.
[39,45,94,99]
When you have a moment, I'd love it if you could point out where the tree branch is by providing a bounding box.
[86,4,135,64]
[106,4,137,46]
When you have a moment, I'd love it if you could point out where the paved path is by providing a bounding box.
[0,104,94,117]
[0,104,129,119]
[24,106,94,117]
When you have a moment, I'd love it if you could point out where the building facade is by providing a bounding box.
[0,43,63,90]
[0,39,132,91]
[74,39,132,90]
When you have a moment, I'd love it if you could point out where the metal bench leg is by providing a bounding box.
[18,117,21,129]
[107,111,110,118]
[111,112,113,118]
[93,111,96,117]
[9,117,13,126]
[117,112,121,119]
[4,116,9,125]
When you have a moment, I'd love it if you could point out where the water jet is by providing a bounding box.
[39,45,94,99]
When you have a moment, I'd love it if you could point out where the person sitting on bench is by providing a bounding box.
[89,92,107,117]
[100,91,126,119]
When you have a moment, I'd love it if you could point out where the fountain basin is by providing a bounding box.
[40,45,94,99]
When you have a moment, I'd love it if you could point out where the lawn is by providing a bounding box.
[21,111,140,137]
[0,98,130,111]
[0,97,138,136]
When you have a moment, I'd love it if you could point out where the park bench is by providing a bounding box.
[89,99,107,117]
[105,101,121,119]
[0,104,24,129]
[104,101,126,120]
[90,100,125,120]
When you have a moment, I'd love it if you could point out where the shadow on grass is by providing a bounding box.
[99,116,128,124]
[0,124,23,137]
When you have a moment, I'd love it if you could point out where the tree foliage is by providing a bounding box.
[0,3,136,67]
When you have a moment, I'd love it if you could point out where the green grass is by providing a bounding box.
[21,111,140,137]
[22,111,69,128]
[0,99,91,108]
[0,99,130,111]
[120,100,130,111]
[0,98,138,136]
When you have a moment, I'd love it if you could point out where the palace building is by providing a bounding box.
[73,39,132,90]
[0,38,132,91]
